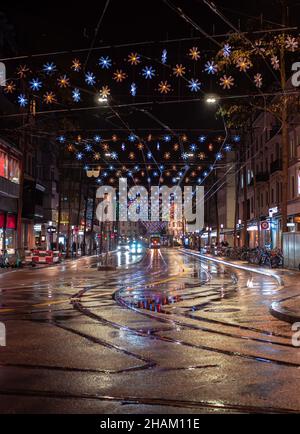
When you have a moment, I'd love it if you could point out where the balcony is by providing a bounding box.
[255,172,269,183]
[0,177,20,198]
[270,159,282,174]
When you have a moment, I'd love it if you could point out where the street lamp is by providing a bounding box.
[205,94,219,105]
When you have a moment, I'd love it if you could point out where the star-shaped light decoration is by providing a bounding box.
[173,143,179,151]
[99,56,112,69]
[128,52,140,65]
[18,94,28,107]
[285,36,299,52]
[72,88,81,102]
[173,64,186,77]
[99,85,110,99]
[113,69,127,83]
[198,152,206,160]
[43,62,56,75]
[43,92,56,104]
[142,66,155,79]
[58,74,70,88]
[93,152,101,161]
[128,134,137,142]
[205,61,218,75]
[30,78,42,91]
[102,143,109,151]
[158,81,171,94]
[161,49,167,64]
[189,47,200,61]
[188,78,201,92]
[85,72,96,86]
[271,55,280,70]
[254,73,263,88]
[164,152,171,160]
[223,44,232,58]
[130,82,137,96]
[220,75,234,89]
[137,143,144,151]
[129,152,135,160]
[4,81,16,94]
[71,59,82,72]
[236,57,252,72]
[17,65,29,79]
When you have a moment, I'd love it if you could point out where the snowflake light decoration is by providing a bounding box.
[223,44,231,58]
[190,144,198,152]
[137,143,144,150]
[94,135,101,142]
[72,88,81,102]
[30,78,42,91]
[110,152,118,160]
[99,85,110,99]
[58,74,70,88]
[164,152,171,160]
[99,56,112,69]
[58,135,65,143]
[173,64,186,77]
[142,66,155,79]
[129,152,135,160]
[204,61,218,75]
[199,135,206,143]
[216,152,223,160]
[85,144,92,152]
[128,134,137,142]
[224,144,232,152]
[188,78,201,92]
[43,62,56,74]
[198,152,206,160]
[130,82,137,96]
[17,65,29,79]
[76,152,83,160]
[163,135,171,142]
[271,55,280,70]
[85,72,96,86]
[147,151,152,159]
[220,75,234,89]
[236,57,251,72]
[189,47,200,61]
[158,81,171,94]
[113,69,127,82]
[233,135,241,143]
[161,49,167,64]
[128,52,140,65]
[93,152,101,160]
[254,73,263,88]
[71,59,81,72]
[286,36,299,52]
[4,81,16,94]
[43,91,56,104]
[18,94,28,107]
[182,152,190,160]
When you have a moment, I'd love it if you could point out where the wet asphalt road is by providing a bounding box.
[0,248,299,414]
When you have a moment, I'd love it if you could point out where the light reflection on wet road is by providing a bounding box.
[0,248,299,414]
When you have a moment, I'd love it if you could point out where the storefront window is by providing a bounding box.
[0,148,20,184]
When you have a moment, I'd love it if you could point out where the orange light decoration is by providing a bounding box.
[99,85,110,98]
[71,59,82,72]
[189,47,200,61]
[102,143,109,151]
[208,144,214,151]
[93,152,101,160]
[158,81,171,94]
[57,75,70,88]
[128,52,141,65]
[173,64,186,77]
[43,92,56,104]
[164,152,171,160]
[112,134,118,142]
[113,69,127,83]
[198,152,206,160]
[173,144,179,151]
[181,135,188,142]
[17,65,29,78]
[4,81,16,94]
[129,152,135,160]
[137,143,144,150]
[67,144,74,152]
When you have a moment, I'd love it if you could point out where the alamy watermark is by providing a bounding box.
[0,322,6,347]
[95,178,204,232]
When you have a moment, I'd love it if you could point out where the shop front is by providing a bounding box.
[0,212,17,253]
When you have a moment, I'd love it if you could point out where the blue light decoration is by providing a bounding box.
[128,171,133,177]
[224,144,232,152]
[197,178,202,184]
[190,143,197,152]
[162,49,167,64]
[97,178,102,184]
[157,142,160,150]
[18,94,28,107]
[76,152,83,160]
[188,78,201,92]
[121,143,126,151]
[85,144,92,152]
[147,177,151,183]
[130,82,137,96]
[94,135,101,142]
[204,61,218,74]
[153,171,159,177]
[134,165,140,171]
[172,177,177,184]
[178,171,183,177]
[233,135,241,143]
[110,152,118,160]
[98,56,112,69]
[159,165,164,171]
[209,164,214,171]
[128,134,137,142]
[147,151,152,160]
[182,152,189,160]
[72,88,81,102]
[163,135,171,142]
[199,135,206,143]
[109,165,114,171]
[85,72,96,86]
[203,171,208,177]
[58,135,65,143]
[29,78,42,91]
[84,165,89,171]
[103,171,108,178]
[142,66,156,79]
[223,44,232,58]
[216,152,223,160]
[43,62,56,74]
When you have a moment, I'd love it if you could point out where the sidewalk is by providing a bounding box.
[180,249,300,324]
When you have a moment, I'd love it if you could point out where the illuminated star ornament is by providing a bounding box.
[188,78,201,92]
[223,44,232,58]
[71,59,81,72]
[173,64,186,77]
[113,69,127,83]
[204,61,218,75]
[286,36,299,52]
[58,74,70,88]
[99,56,112,69]
[158,81,171,94]
[18,94,28,107]
[254,73,263,88]
[99,85,110,99]
[4,81,16,94]
[189,47,200,61]
[30,78,42,91]
[220,75,234,89]
[236,57,251,72]
[128,134,137,142]
[271,55,280,70]
[72,88,81,102]
[17,65,29,78]
[43,62,56,74]
[142,66,155,79]
[128,52,141,65]
[43,91,56,104]
[161,49,167,64]
[163,135,171,142]
[85,72,96,86]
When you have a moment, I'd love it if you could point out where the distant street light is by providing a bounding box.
[205,94,219,105]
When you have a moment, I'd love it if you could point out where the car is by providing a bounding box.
[117,242,130,252]
[129,241,143,254]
